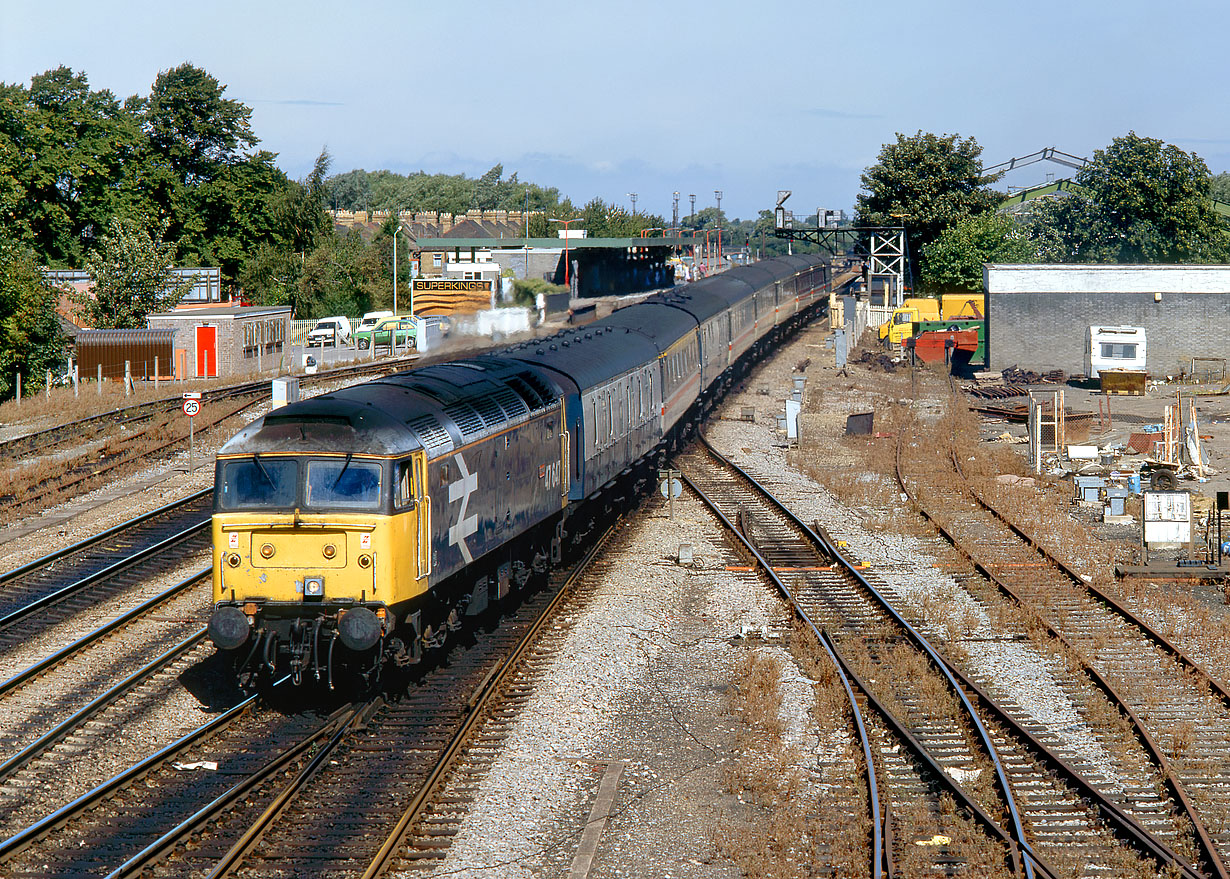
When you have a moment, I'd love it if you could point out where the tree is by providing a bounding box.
[144,64,256,185]
[1026,132,1230,264]
[1,68,149,266]
[1210,172,1230,205]
[294,229,383,320]
[78,217,195,328]
[0,237,64,399]
[856,131,1002,284]
[921,213,1036,293]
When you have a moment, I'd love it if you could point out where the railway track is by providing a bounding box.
[0,682,349,878]
[679,438,1211,879]
[0,567,215,835]
[0,525,618,878]
[0,491,213,663]
[895,411,1230,872]
[0,354,422,462]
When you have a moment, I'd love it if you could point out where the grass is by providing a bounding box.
[715,648,838,879]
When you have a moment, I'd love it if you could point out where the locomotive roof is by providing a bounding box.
[220,355,567,460]
[218,396,420,457]
[506,324,662,392]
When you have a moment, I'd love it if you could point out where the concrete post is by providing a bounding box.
[45,369,51,399]
[154,356,159,390]
[73,360,79,397]
[15,372,20,406]
[125,360,131,396]
[97,363,102,396]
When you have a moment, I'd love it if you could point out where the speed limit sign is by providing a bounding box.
[182,393,201,417]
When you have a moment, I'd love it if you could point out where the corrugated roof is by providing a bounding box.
[415,237,686,250]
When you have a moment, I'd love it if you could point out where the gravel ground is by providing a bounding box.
[411,319,1192,877]
[410,493,812,879]
[715,345,1163,780]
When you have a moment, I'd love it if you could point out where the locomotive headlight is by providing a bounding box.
[260,543,275,559]
[357,554,372,569]
[322,543,336,560]
[304,576,324,597]
[227,553,241,568]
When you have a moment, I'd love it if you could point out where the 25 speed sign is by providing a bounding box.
[182,393,201,417]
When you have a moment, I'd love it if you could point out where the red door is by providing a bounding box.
[195,325,217,378]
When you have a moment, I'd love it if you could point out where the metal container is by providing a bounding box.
[76,329,176,381]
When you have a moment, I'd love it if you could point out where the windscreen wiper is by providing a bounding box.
[253,453,274,486]
[332,453,353,489]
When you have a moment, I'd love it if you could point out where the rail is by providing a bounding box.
[689,435,1210,879]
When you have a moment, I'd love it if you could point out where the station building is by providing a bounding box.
[145,305,292,379]
[984,264,1230,377]
[416,233,686,300]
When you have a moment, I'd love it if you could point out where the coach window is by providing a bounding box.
[395,460,416,508]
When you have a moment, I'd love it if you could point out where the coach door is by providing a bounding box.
[560,423,570,501]
[414,452,431,579]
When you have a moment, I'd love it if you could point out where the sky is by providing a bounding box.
[4,0,1229,222]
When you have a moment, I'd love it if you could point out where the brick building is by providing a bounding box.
[984,264,1230,376]
[146,305,291,379]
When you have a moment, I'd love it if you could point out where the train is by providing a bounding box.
[207,255,830,687]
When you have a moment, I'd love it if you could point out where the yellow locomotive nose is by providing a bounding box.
[250,530,347,568]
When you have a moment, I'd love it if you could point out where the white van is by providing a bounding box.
[307,316,353,347]
[1085,325,1146,378]
[356,310,393,334]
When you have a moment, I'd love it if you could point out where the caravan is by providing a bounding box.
[1085,325,1146,378]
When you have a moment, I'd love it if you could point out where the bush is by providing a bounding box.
[511,277,566,307]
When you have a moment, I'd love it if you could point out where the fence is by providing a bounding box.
[866,303,893,328]
[831,296,872,367]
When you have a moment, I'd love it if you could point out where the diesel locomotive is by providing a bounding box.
[208,255,829,686]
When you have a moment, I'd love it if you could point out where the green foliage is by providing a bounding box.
[2,68,148,266]
[144,63,256,185]
[1024,132,1230,263]
[1211,172,1230,205]
[325,164,563,216]
[0,237,65,399]
[921,213,1036,293]
[511,276,567,307]
[79,217,194,328]
[856,131,1002,283]
[0,63,327,303]
[294,229,388,320]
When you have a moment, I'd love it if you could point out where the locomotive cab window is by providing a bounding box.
[395,460,416,508]
[305,458,382,509]
[219,457,298,509]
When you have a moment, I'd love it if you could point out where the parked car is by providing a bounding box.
[354,311,394,349]
[353,310,394,349]
[369,316,417,350]
[307,316,352,347]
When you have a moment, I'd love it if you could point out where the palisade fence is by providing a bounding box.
[826,296,875,368]
[291,316,364,345]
